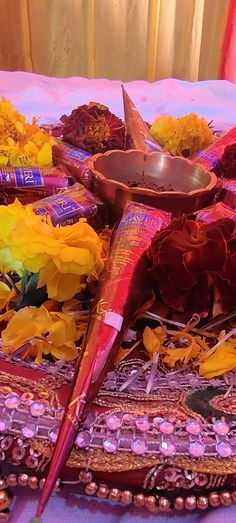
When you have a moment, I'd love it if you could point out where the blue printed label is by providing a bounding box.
[34,195,80,219]
[49,195,80,216]
[14,167,44,187]
[66,148,92,161]
[0,171,11,183]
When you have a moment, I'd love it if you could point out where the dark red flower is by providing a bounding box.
[60,102,125,153]
[217,143,236,178]
[147,216,236,316]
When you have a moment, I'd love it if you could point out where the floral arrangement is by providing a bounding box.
[60,102,126,153]
[0,98,55,167]
[147,215,236,317]
[117,310,236,394]
[150,112,212,156]
[0,90,236,519]
[0,198,106,363]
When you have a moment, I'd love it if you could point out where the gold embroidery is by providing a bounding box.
[96,389,180,403]
[94,399,183,419]
[0,371,64,409]
[92,298,108,320]
[210,393,236,415]
[30,440,236,475]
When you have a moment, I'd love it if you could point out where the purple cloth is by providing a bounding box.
[0,70,236,522]
[10,492,235,523]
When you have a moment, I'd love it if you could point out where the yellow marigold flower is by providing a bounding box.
[0,282,11,311]
[38,220,104,301]
[162,332,202,367]
[62,298,89,339]
[143,325,166,354]
[3,201,104,301]
[0,199,26,273]
[0,245,23,274]
[1,305,79,363]
[0,199,25,242]
[0,97,55,167]
[0,200,58,273]
[198,339,236,378]
[150,113,212,156]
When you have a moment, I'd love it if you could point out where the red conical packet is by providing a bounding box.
[195,201,236,223]
[0,166,69,194]
[35,201,170,519]
[216,179,236,211]
[122,85,163,152]
[193,127,236,171]
[31,183,99,226]
[53,140,93,188]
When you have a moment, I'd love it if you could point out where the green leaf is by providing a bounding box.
[14,270,48,310]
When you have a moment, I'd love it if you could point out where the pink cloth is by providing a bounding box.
[1,70,236,522]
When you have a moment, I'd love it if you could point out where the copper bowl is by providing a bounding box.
[87,149,217,216]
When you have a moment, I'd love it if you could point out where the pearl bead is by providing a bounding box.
[0,490,12,511]
[134,493,145,507]
[185,496,197,511]
[6,474,17,487]
[145,495,156,510]
[85,482,98,495]
[209,492,220,507]
[28,476,38,489]
[220,491,232,506]
[97,485,109,499]
[39,479,46,490]
[174,497,184,510]
[121,490,133,505]
[108,489,121,502]
[54,479,61,493]
[159,497,170,511]
[18,474,29,487]
[79,471,93,484]
[0,480,6,491]
[197,496,208,510]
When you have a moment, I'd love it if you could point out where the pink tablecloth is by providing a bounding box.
[1,70,236,522]
[1,70,236,130]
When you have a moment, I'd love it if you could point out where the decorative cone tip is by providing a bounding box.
[29,518,42,523]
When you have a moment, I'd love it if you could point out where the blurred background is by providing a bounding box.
[0,0,234,82]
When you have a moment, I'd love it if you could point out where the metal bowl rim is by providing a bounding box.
[87,149,217,197]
